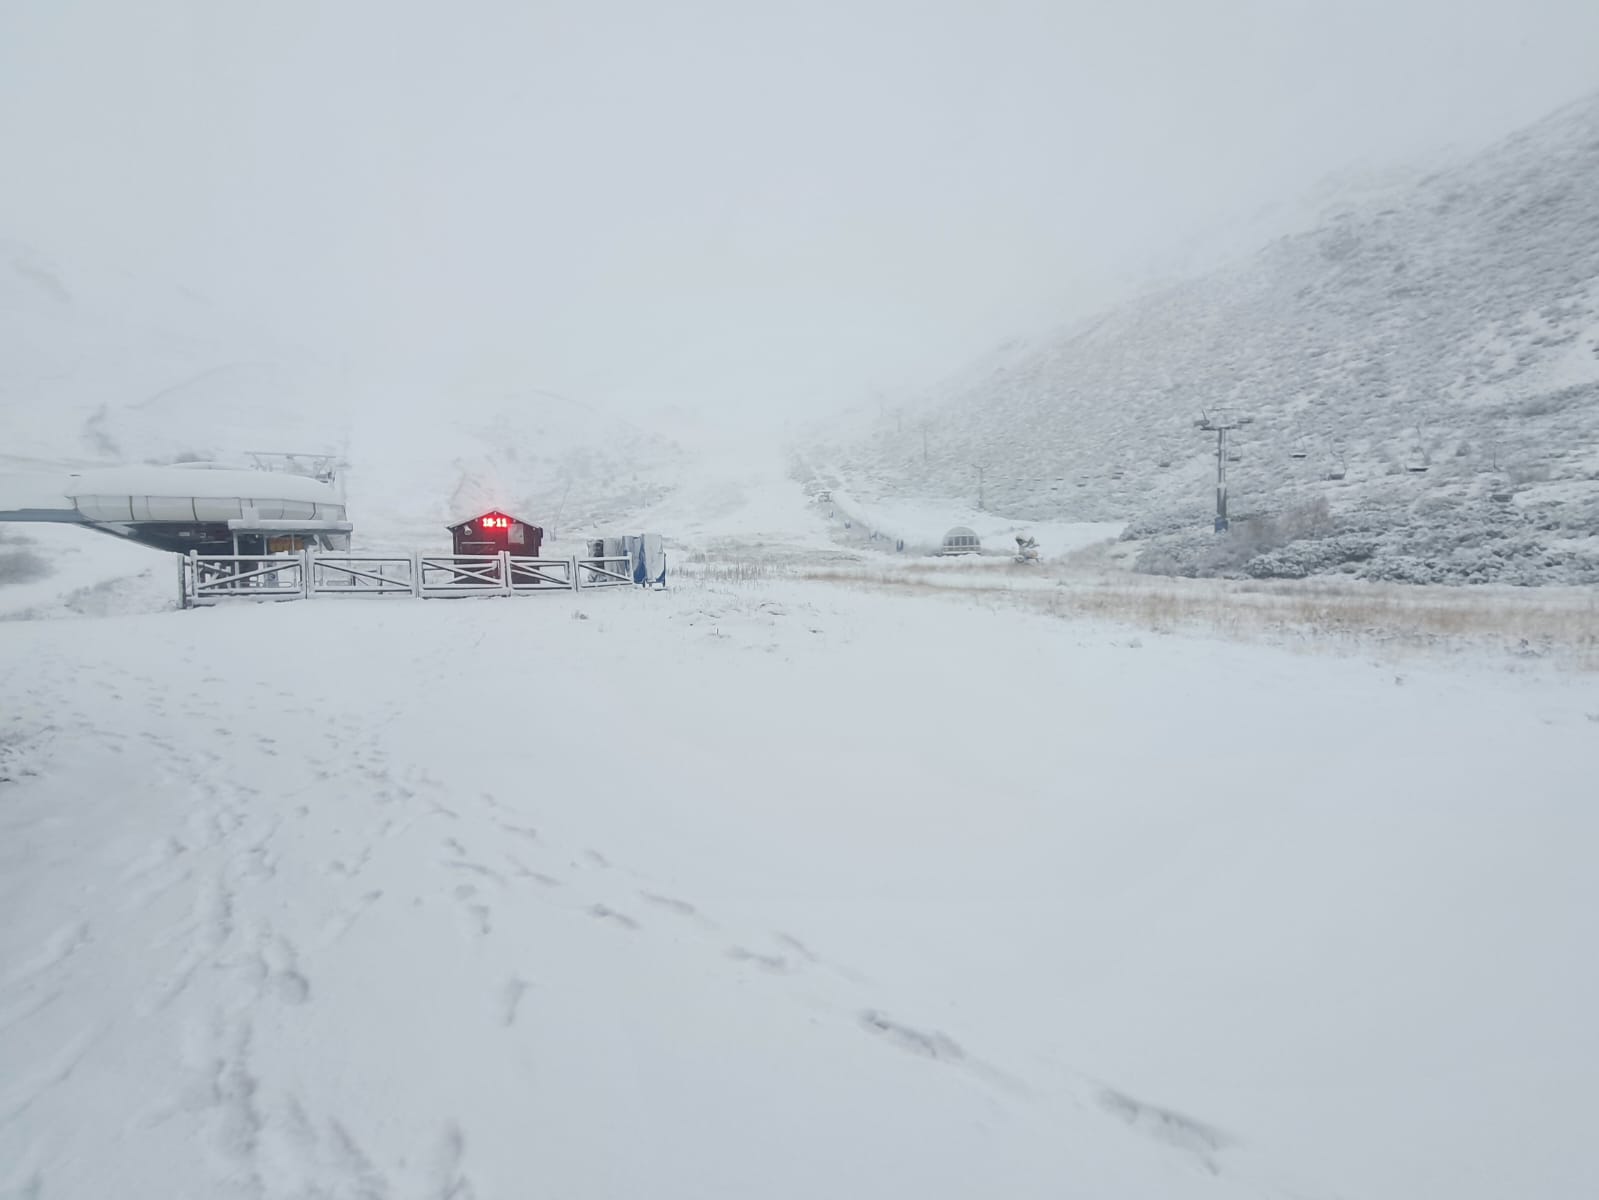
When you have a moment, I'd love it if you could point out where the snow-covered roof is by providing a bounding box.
[446,509,540,530]
[62,466,340,503]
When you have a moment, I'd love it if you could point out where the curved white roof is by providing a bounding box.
[62,466,345,526]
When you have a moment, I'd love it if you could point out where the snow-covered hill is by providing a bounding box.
[822,92,1599,584]
[0,240,689,552]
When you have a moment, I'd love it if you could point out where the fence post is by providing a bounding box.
[500,550,512,596]
[570,556,580,592]
[302,547,313,600]
[412,552,422,598]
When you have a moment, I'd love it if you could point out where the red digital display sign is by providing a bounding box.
[480,515,511,530]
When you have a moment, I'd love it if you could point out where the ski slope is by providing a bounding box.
[3,537,1597,1199]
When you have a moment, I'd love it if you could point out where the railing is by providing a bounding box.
[184,548,665,606]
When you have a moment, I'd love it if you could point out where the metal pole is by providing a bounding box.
[552,479,572,539]
[1216,427,1229,532]
[1197,409,1248,533]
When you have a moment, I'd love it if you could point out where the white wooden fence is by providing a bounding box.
[182,549,659,607]
[575,555,633,588]
[309,555,416,596]
[186,554,307,605]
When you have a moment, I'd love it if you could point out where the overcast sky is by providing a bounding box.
[3,0,1598,431]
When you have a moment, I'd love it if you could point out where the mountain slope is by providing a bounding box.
[825,92,1599,583]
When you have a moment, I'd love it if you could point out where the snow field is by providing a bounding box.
[2,573,1596,1199]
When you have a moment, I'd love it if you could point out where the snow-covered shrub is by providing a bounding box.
[1135,499,1344,579]
[1245,534,1379,579]
[1121,507,1209,542]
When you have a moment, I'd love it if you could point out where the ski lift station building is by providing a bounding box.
[0,464,351,555]
[940,526,982,556]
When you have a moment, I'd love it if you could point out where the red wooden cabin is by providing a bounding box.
[447,510,544,557]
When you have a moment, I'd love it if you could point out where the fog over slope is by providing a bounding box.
[0,241,687,547]
[822,92,1599,584]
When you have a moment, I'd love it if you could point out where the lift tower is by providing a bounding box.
[1195,409,1252,532]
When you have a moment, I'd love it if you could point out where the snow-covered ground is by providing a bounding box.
[3,538,1597,1199]
[0,525,170,622]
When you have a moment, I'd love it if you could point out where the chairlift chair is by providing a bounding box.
[1325,439,1348,480]
[1406,426,1431,473]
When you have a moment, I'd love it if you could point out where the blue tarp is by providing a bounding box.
[623,533,666,587]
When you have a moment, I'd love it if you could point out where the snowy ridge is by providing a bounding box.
[824,91,1599,584]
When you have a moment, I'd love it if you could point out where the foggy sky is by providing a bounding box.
[3,0,1598,430]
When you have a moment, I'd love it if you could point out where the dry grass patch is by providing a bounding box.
[797,566,1599,666]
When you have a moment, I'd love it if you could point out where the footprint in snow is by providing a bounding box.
[501,977,529,1027]
[858,1011,964,1062]
[587,904,639,931]
[728,946,789,973]
[639,891,701,918]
